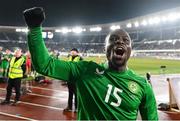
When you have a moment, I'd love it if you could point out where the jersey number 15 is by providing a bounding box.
[105,84,123,107]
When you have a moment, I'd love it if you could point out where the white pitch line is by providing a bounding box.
[0,88,68,100]
[0,97,64,111]
[0,111,38,121]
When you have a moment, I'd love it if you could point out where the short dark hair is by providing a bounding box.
[71,48,79,53]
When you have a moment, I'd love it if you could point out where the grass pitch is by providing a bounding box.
[61,56,180,76]
[83,56,180,75]
[128,57,180,75]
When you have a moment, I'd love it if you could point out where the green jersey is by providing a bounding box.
[28,27,158,120]
[2,53,13,61]
[0,53,12,69]
[0,51,3,63]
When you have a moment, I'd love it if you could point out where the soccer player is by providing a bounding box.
[23,7,158,120]
[0,49,12,82]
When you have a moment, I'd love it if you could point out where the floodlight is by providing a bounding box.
[134,21,139,27]
[167,13,179,21]
[21,28,28,33]
[177,13,180,19]
[148,17,160,25]
[61,28,71,34]
[72,27,85,33]
[142,20,147,26]
[16,29,21,32]
[15,28,28,33]
[126,23,132,28]
[55,29,61,32]
[55,28,71,34]
[110,25,120,30]
[90,27,102,32]
[153,17,160,24]
[161,16,167,22]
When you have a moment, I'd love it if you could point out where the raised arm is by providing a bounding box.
[23,7,76,81]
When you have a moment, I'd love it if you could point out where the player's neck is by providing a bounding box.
[108,63,127,72]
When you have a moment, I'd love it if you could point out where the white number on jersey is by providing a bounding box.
[105,84,123,107]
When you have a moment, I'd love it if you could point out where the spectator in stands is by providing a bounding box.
[23,7,158,120]
[64,48,83,113]
[1,48,25,105]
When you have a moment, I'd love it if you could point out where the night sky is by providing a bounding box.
[1,0,180,27]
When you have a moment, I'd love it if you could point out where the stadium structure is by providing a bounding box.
[1,7,180,58]
[1,6,180,120]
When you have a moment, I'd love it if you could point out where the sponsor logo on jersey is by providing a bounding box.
[128,81,139,94]
[95,68,104,75]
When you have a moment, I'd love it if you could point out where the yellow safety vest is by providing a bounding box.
[68,56,80,62]
[8,56,25,79]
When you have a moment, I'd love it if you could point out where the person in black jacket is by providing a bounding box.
[64,48,83,113]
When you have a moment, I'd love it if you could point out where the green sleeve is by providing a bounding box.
[27,27,85,81]
[139,83,158,120]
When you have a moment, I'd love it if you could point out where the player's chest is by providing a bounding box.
[80,72,143,110]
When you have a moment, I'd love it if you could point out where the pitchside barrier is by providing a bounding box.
[167,77,180,112]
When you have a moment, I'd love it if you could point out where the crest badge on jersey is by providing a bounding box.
[128,81,139,94]
[95,68,104,75]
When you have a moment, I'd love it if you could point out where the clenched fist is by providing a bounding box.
[23,7,45,28]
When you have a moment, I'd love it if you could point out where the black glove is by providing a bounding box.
[23,7,45,28]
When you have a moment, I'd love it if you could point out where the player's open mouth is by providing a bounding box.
[114,47,125,56]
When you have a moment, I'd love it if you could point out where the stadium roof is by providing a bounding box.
[1,0,180,27]
[1,6,180,36]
